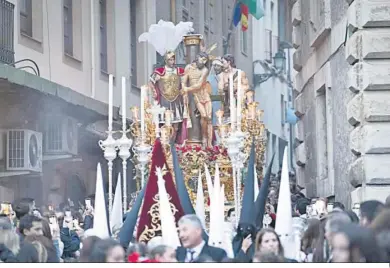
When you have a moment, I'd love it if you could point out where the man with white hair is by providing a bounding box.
[176,214,227,262]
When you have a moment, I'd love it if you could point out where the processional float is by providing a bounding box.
[99,20,268,227]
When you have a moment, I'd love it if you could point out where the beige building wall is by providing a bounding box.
[10,0,155,112]
[291,0,390,207]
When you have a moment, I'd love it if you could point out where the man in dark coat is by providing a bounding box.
[176,214,227,262]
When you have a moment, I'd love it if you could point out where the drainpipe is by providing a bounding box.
[287,48,295,173]
[90,0,96,98]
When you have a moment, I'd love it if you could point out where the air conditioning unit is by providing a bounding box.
[43,116,78,156]
[6,129,43,173]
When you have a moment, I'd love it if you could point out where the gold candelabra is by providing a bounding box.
[129,88,267,204]
[215,92,268,187]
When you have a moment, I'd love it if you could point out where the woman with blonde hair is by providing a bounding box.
[255,228,297,262]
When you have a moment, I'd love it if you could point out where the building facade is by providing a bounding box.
[252,0,295,174]
[156,0,253,82]
[0,0,155,206]
[291,0,390,206]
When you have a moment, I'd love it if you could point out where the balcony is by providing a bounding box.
[0,0,14,65]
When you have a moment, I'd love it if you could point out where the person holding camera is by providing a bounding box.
[60,210,80,260]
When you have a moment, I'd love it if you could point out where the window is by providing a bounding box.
[271,1,274,31]
[281,94,285,128]
[240,29,248,54]
[20,0,32,36]
[182,6,189,21]
[63,0,73,56]
[99,0,108,73]
[204,0,209,25]
[130,3,137,84]
[264,29,272,61]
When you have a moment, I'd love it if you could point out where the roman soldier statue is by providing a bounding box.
[149,51,186,142]
[138,20,194,143]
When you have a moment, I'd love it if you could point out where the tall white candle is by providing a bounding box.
[121,77,126,131]
[108,74,114,132]
[237,70,242,130]
[140,86,146,138]
[229,73,235,129]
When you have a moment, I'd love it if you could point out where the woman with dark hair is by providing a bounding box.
[40,219,59,262]
[331,223,386,262]
[300,218,322,262]
[255,228,284,257]
[88,239,125,263]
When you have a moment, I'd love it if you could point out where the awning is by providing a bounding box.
[0,63,118,120]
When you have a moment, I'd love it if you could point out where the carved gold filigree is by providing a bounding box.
[138,193,179,243]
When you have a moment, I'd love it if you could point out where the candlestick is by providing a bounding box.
[237,70,242,130]
[165,110,172,127]
[215,109,224,125]
[131,107,139,121]
[141,86,146,140]
[108,74,114,131]
[257,109,264,122]
[219,125,227,138]
[229,73,235,129]
[160,127,169,144]
[246,90,254,104]
[147,101,166,138]
[121,77,126,131]
[249,104,256,120]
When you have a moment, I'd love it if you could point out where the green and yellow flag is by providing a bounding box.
[238,0,265,20]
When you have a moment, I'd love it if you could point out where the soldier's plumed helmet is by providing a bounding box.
[164,51,176,62]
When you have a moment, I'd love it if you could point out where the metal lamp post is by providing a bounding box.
[253,51,286,85]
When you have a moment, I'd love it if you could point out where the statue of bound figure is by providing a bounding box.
[182,52,213,148]
[218,54,250,121]
[139,20,195,144]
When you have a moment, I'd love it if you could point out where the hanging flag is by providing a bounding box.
[239,0,265,20]
[233,2,242,27]
[241,4,249,31]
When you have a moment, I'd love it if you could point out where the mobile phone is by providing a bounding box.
[85,199,91,207]
[0,203,10,215]
[49,216,56,225]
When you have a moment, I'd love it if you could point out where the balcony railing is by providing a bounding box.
[264,29,272,62]
[0,0,14,65]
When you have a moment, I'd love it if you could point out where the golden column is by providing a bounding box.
[182,34,203,145]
